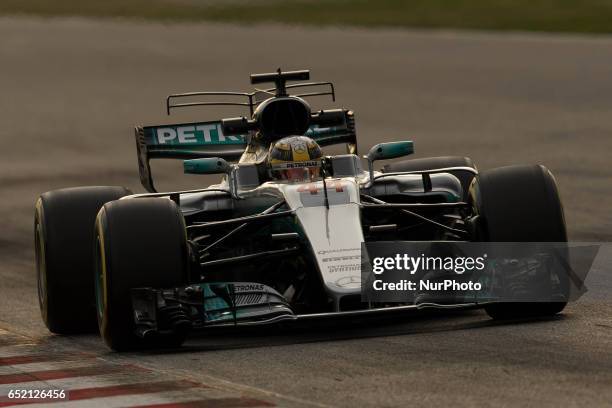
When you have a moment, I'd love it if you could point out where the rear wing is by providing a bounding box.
[135,110,357,192]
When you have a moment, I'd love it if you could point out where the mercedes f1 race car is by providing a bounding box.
[34,69,568,350]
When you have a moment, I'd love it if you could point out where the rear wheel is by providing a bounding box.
[95,197,189,351]
[35,186,132,334]
[470,164,568,319]
[383,156,476,199]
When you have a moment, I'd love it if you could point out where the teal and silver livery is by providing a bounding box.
[35,69,568,352]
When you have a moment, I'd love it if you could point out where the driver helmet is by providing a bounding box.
[269,136,322,182]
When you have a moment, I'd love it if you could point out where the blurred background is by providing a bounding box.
[3,0,612,33]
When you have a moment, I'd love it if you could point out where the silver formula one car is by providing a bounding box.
[34,70,568,350]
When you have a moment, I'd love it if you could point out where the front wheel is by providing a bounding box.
[470,164,568,319]
[95,197,189,351]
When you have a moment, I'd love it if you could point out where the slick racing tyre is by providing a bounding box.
[470,164,568,319]
[35,186,132,334]
[383,156,476,200]
[95,198,189,351]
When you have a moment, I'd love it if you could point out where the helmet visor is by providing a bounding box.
[270,160,321,182]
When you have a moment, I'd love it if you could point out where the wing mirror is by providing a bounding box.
[366,141,414,162]
[365,141,414,181]
[184,157,231,175]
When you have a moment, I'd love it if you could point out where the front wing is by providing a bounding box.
[131,282,483,338]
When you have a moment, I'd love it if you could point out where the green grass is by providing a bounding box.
[2,0,612,34]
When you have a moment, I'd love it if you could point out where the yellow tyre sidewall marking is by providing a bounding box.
[34,198,48,324]
[95,210,109,341]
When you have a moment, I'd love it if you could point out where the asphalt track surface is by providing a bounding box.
[0,17,611,407]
